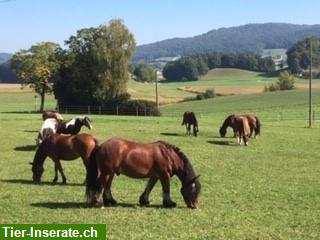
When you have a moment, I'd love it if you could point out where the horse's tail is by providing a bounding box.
[255,116,261,136]
[86,144,100,203]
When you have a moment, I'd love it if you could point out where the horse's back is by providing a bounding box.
[232,116,250,134]
[96,138,176,178]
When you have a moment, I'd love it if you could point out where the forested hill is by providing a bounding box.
[133,23,320,62]
[0,53,12,64]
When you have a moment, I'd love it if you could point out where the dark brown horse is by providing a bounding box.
[181,111,199,136]
[86,138,201,208]
[219,115,251,146]
[31,133,98,184]
[42,111,64,121]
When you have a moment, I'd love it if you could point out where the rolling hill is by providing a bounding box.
[133,23,320,62]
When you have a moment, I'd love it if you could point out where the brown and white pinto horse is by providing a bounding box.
[37,116,93,145]
[219,115,251,146]
[42,111,64,121]
[86,138,201,208]
[181,111,199,136]
[31,133,98,184]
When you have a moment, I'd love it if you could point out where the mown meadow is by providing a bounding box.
[0,72,320,239]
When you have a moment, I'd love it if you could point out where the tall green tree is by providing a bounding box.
[54,19,136,105]
[11,42,60,111]
[133,64,156,82]
[287,37,320,74]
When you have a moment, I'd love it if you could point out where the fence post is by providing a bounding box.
[99,106,101,115]
[144,106,147,116]
[312,111,316,121]
[116,104,119,115]
[136,106,138,116]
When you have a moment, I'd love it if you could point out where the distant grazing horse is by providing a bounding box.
[86,137,201,208]
[37,116,93,145]
[31,133,98,184]
[243,114,261,138]
[219,115,250,146]
[42,111,64,121]
[219,114,261,139]
[181,111,199,136]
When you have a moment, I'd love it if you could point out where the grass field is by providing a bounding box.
[1,77,320,239]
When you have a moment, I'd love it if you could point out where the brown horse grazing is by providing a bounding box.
[86,138,201,209]
[219,114,261,139]
[181,111,199,136]
[42,111,64,121]
[31,133,98,184]
[243,114,261,138]
[219,115,250,145]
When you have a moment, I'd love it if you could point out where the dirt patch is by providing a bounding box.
[0,84,21,89]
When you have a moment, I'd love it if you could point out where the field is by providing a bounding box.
[1,71,320,239]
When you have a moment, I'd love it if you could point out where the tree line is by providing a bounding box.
[162,53,275,81]
[11,19,137,112]
[287,37,320,76]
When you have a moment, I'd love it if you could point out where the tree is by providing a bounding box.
[11,42,60,111]
[54,19,136,105]
[277,70,295,90]
[133,64,156,82]
[287,37,320,74]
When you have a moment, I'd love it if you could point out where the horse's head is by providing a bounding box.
[219,126,227,137]
[30,162,44,183]
[181,175,201,209]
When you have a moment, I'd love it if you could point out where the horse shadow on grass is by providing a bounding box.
[31,201,184,209]
[1,179,84,186]
[24,130,38,133]
[14,145,37,151]
[207,140,236,146]
[160,132,182,137]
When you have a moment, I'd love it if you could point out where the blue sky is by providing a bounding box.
[1,0,320,53]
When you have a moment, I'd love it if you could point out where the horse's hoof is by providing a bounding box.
[139,197,150,207]
[163,200,176,208]
[104,198,117,206]
[52,178,58,184]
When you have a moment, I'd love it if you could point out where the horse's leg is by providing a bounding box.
[244,132,249,146]
[54,159,67,184]
[237,132,241,145]
[187,124,191,135]
[52,161,59,183]
[192,124,198,136]
[139,176,158,206]
[249,123,254,138]
[81,157,89,185]
[159,174,176,208]
[103,174,117,206]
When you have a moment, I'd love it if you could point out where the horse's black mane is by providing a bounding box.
[157,141,196,184]
[221,114,235,128]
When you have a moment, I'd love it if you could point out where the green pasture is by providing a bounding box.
[0,85,320,239]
